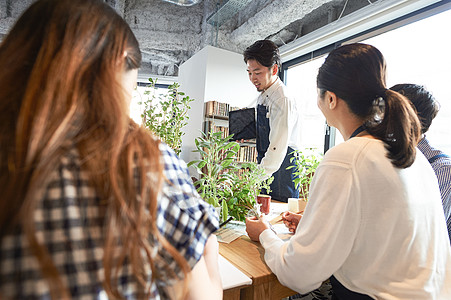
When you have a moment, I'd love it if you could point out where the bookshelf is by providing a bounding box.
[204,101,257,164]
[204,101,230,140]
[205,100,231,120]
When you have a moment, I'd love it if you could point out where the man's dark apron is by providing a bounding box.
[256,104,298,202]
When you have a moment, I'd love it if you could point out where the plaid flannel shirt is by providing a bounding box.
[0,142,219,299]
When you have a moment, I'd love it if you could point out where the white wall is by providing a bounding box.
[203,46,257,108]
[178,45,257,175]
[178,46,209,173]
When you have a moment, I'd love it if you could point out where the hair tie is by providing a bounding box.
[373,96,384,106]
[372,96,385,123]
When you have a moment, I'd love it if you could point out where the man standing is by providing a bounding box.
[390,84,451,243]
[244,40,301,202]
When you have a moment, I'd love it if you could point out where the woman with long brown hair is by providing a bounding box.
[0,0,222,299]
[246,43,451,299]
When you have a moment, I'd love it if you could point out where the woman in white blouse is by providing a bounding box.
[246,43,451,299]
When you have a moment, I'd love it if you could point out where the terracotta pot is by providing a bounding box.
[257,194,271,215]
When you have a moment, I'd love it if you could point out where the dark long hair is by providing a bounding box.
[0,0,189,298]
[317,43,421,168]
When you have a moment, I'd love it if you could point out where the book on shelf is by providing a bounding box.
[205,101,233,118]
[237,145,257,163]
[203,119,229,139]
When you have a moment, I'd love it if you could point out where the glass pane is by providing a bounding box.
[359,8,451,153]
[285,55,328,153]
[130,84,170,125]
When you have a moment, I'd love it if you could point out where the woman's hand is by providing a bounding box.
[245,216,270,242]
[281,211,303,233]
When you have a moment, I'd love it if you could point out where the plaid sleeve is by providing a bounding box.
[0,144,218,299]
[0,149,123,299]
[155,143,219,275]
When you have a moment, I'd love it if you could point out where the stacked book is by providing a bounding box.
[205,101,230,118]
[204,120,229,139]
[237,145,257,163]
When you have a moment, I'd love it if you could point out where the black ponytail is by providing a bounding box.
[317,43,421,168]
[366,89,421,168]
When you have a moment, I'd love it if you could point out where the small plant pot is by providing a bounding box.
[257,194,271,215]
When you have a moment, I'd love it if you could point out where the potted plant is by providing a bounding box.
[287,148,323,211]
[188,130,273,222]
[187,130,239,221]
[223,162,273,222]
[140,78,194,155]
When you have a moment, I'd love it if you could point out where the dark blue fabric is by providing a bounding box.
[330,276,372,300]
[256,104,298,202]
[257,104,270,162]
[349,124,366,139]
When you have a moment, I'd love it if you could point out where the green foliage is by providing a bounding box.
[188,130,273,222]
[287,148,323,199]
[141,78,194,155]
[224,162,273,222]
[188,130,239,209]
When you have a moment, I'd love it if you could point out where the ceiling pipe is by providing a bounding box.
[160,0,201,6]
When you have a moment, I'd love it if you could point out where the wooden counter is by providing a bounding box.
[219,235,297,299]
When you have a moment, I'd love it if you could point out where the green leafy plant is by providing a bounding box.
[287,148,323,200]
[188,130,273,222]
[187,130,239,219]
[224,162,273,222]
[141,78,194,155]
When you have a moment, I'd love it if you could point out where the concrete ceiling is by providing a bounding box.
[0,0,376,78]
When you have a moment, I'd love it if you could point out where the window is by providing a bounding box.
[285,55,328,152]
[130,82,170,125]
[354,8,451,154]
[283,4,451,154]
